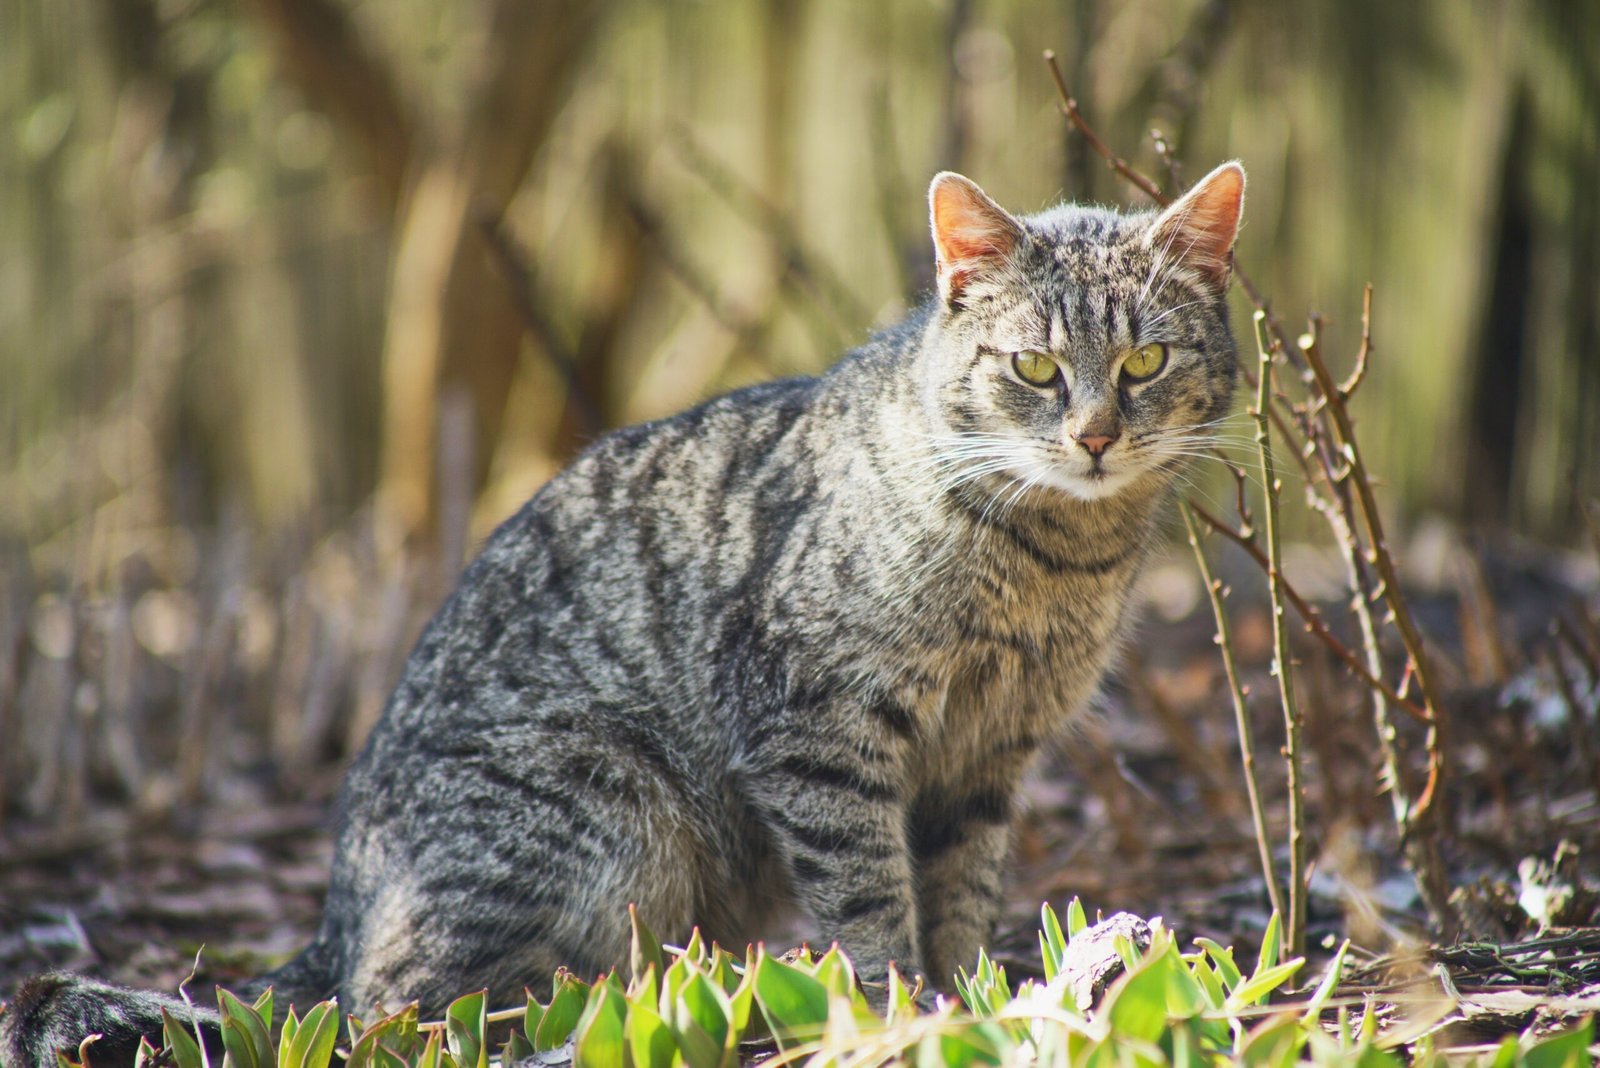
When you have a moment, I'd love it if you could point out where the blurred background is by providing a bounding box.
[1,0,1597,830]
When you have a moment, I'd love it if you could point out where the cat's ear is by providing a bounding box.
[929,172,1025,306]
[1145,161,1245,291]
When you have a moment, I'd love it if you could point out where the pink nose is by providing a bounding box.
[1075,433,1117,456]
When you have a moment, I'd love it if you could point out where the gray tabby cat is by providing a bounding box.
[2,161,1245,1067]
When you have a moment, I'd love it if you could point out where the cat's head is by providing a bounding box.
[919,162,1244,503]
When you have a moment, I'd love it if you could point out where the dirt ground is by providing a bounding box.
[3,528,1599,1045]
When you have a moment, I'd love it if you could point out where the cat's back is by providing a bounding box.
[365,351,903,749]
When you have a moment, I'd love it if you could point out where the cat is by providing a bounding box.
[1,160,1244,1067]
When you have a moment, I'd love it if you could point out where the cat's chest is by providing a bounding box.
[893,571,1135,775]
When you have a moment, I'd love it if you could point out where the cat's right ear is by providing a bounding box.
[929,173,1025,307]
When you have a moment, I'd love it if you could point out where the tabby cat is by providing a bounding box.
[2,161,1245,1066]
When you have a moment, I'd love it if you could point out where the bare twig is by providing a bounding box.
[1298,311,1459,938]
[1149,128,1183,194]
[1186,499,1430,724]
[1043,52,1165,205]
[1340,285,1374,399]
[1182,502,1285,922]
[1251,312,1307,958]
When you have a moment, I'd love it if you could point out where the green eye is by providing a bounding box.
[1012,350,1060,386]
[1122,342,1168,382]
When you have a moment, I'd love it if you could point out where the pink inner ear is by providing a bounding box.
[930,175,1021,297]
[1151,163,1245,286]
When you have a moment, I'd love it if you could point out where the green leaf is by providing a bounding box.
[572,982,626,1068]
[1042,903,1068,975]
[886,964,915,1025]
[277,1007,300,1068]
[219,989,275,1068]
[1230,959,1304,1008]
[1102,957,1172,1045]
[630,904,667,987]
[1522,1018,1595,1068]
[160,1008,206,1068]
[812,944,855,999]
[282,1002,339,1068]
[1039,932,1059,984]
[535,975,588,1051]
[1300,939,1350,1024]
[1487,1034,1521,1068]
[1255,913,1282,977]
[1066,897,1089,937]
[133,1036,159,1068]
[1189,957,1226,1009]
[522,989,546,1047]
[1237,1013,1305,1067]
[682,927,707,966]
[252,989,275,1034]
[1113,933,1145,972]
[674,965,733,1066]
[709,946,741,997]
[347,1005,420,1068]
[443,990,487,1068]
[625,1002,676,1068]
[724,965,756,1043]
[1155,946,1207,1018]
[914,1021,1004,1067]
[752,949,831,1049]
[1195,938,1243,992]
[414,1029,443,1068]
[500,1030,534,1068]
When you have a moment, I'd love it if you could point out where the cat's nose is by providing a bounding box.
[1074,431,1118,456]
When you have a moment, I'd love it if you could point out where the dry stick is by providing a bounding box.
[1250,312,1307,959]
[1186,500,1429,724]
[1297,304,1459,938]
[1297,319,1448,816]
[1299,310,1416,837]
[1181,503,1285,923]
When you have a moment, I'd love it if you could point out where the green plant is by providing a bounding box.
[63,903,1591,1068]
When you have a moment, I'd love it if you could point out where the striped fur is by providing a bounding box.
[2,164,1244,1066]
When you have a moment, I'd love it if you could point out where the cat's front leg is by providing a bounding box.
[910,782,1016,988]
[745,740,922,987]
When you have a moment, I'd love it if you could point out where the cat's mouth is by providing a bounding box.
[1023,450,1144,501]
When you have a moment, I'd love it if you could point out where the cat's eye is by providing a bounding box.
[1012,350,1060,386]
[1121,342,1168,383]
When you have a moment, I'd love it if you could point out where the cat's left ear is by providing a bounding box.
[1145,161,1246,291]
[929,172,1026,307]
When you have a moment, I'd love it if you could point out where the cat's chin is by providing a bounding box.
[1031,463,1147,502]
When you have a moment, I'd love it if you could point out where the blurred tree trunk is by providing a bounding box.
[1461,84,1532,529]
[242,0,607,554]
[380,0,606,554]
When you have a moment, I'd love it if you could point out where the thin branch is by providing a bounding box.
[1298,314,1449,824]
[1340,284,1374,399]
[1182,503,1285,922]
[1149,128,1183,195]
[1043,52,1166,205]
[1251,312,1307,959]
[1185,499,1430,725]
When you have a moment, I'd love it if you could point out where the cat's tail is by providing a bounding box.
[1,940,339,1068]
